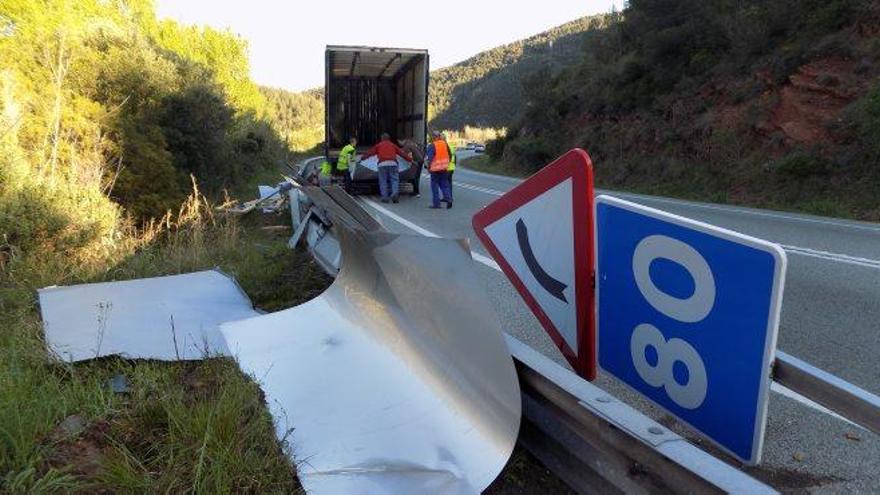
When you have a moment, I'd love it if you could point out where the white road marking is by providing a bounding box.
[363,198,503,271]
[613,192,880,234]
[456,182,505,196]
[451,177,880,270]
[359,196,851,423]
[780,245,880,271]
[770,382,860,428]
[455,169,880,233]
[361,198,439,238]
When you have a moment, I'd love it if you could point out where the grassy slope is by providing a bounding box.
[0,194,329,493]
[460,154,529,178]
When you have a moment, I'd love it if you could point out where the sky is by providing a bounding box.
[155,0,620,91]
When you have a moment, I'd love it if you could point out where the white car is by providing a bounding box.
[474,144,486,153]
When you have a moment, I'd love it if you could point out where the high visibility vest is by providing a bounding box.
[320,160,332,176]
[337,144,356,171]
[429,139,450,172]
[448,143,457,171]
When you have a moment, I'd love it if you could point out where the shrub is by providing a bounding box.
[774,151,831,178]
[505,135,559,171]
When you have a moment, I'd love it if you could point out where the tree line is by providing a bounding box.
[0,0,294,267]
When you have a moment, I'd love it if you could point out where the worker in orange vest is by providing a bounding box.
[425,130,452,209]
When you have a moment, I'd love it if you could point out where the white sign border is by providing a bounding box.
[594,194,787,465]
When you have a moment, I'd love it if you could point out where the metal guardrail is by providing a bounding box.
[774,351,880,435]
[289,179,879,494]
[509,335,776,494]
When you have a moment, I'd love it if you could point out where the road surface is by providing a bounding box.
[355,150,880,491]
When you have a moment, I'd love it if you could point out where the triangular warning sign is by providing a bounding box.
[472,149,596,380]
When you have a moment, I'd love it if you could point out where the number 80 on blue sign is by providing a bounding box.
[595,195,786,464]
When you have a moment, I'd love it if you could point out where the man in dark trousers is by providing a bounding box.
[398,138,425,197]
[360,133,412,203]
[425,130,453,209]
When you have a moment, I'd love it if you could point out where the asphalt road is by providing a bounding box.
[357,150,880,492]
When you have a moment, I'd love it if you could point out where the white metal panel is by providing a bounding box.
[221,230,521,494]
[39,270,259,361]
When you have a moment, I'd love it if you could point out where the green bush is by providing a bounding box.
[774,152,831,178]
[855,85,880,159]
[486,132,514,160]
[505,135,559,171]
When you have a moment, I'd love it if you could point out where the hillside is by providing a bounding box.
[0,2,317,491]
[430,15,606,130]
[260,85,324,152]
[483,0,880,220]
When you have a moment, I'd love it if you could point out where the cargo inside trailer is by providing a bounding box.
[325,46,428,158]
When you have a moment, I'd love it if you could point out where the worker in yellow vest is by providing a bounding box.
[319,159,332,186]
[336,137,357,192]
[444,133,456,203]
[425,130,452,209]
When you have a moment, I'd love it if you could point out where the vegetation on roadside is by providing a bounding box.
[444,126,507,147]
[1,183,329,493]
[459,154,529,178]
[476,0,880,220]
[260,86,324,153]
[0,1,331,491]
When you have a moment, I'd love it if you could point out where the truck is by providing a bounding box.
[325,46,429,195]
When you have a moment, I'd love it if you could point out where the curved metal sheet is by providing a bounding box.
[221,229,521,494]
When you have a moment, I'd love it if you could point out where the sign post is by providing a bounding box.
[595,195,787,464]
[472,149,596,379]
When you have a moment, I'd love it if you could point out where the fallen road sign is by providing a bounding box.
[595,195,787,464]
[472,149,596,379]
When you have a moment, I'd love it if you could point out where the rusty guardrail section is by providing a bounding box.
[290,181,782,493]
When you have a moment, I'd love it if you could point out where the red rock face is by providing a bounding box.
[768,57,866,146]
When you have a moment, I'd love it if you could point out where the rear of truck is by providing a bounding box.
[325,46,429,194]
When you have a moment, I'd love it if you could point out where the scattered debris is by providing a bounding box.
[38,270,260,361]
[108,374,130,394]
[222,182,294,215]
[844,431,862,442]
[792,451,806,462]
[57,415,86,437]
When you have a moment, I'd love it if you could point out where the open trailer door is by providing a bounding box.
[325,46,429,194]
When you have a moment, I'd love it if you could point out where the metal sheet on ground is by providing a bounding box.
[221,229,521,494]
[39,270,259,361]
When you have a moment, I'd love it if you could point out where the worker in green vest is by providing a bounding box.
[319,159,332,186]
[445,133,456,202]
[336,137,357,192]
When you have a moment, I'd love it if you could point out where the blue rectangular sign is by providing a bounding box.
[595,195,786,464]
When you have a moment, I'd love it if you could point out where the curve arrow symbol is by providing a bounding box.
[516,218,568,303]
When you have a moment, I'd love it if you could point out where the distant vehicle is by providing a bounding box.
[325,46,429,195]
[474,144,486,153]
[465,142,477,150]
